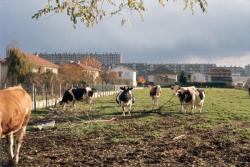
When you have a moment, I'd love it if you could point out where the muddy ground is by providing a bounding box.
[1,112,249,167]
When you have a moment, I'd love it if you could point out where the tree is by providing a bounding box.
[29,71,59,89]
[32,0,207,27]
[6,47,34,84]
[179,71,187,85]
[59,63,87,85]
[101,71,120,84]
[137,76,146,85]
[81,56,102,70]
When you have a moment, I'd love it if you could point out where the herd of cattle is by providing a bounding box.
[0,84,249,164]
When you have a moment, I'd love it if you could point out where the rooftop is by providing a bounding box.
[26,53,58,68]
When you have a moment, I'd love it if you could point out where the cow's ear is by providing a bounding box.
[120,87,125,90]
[129,87,133,90]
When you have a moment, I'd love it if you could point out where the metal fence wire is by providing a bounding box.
[0,82,120,111]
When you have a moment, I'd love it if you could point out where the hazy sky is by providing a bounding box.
[1,0,250,66]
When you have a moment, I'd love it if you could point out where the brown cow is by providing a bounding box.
[0,85,32,164]
[150,85,162,110]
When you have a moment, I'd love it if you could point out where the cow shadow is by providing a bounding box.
[0,160,15,167]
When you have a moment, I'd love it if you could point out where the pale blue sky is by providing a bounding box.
[1,0,250,66]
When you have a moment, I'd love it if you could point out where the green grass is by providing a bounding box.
[7,87,248,166]
[30,88,250,140]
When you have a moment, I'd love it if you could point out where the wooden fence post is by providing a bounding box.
[59,83,62,98]
[32,84,36,111]
[51,83,54,97]
[45,86,48,108]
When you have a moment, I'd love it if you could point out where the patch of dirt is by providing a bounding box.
[1,115,249,167]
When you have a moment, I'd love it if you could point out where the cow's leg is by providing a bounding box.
[71,101,76,112]
[61,102,66,111]
[192,95,195,114]
[152,97,155,110]
[199,102,204,113]
[180,104,184,112]
[122,105,125,116]
[156,97,159,109]
[183,105,187,113]
[128,104,131,116]
[8,133,15,159]
[14,126,26,164]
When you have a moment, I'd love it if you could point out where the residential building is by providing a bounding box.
[244,78,250,88]
[208,67,232,86]
[244,64,250,76]
[190,72,206,83]
[163,63,216,81]
[110,65,137,87]
[147,67,177,86]
[221,66,245,76]
[119,63,216,82]
[26,54,59,74]
[39,52,122,65]
[232,76,250,88]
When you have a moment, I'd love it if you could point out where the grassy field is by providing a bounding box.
[1,88,250,166]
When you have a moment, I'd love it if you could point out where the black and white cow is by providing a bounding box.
[116,86,135,116]
[59,87,95,115]
[150,85,162,110]
[176,88,205,113]
[171,85,196,96]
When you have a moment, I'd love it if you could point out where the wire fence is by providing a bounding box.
[0,82,121,111]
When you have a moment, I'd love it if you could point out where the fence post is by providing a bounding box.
[51,83,54,97]
[59,83,62,98]
[32,84,36,111]
[45,86,48,108]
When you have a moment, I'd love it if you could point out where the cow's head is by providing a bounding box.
[86,87,96,97]
[170,85,181,96]
[120,86,133,102]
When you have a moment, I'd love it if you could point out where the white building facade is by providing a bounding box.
[110,66,137,87]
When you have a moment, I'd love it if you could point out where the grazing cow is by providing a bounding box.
[248,87,250,96]
[150,85,162,110]
[176,88,205,113]
[0,85,32,164]
[171,85,196,96]
[59,87,95,115]
[116,86,135,116]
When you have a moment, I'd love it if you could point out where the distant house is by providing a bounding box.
[208,67,232,86]
[110,65,137,87]
[231,75,250,88]
[190,72,206,83]
[26,54,59,74]
[147,67,177,86]
[64,61,100,84]
[244,78,250,88]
